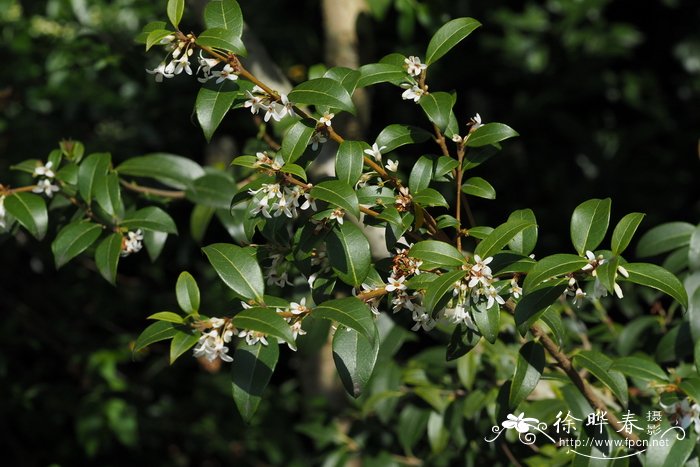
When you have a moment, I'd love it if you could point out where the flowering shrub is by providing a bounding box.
[2,0,700,463]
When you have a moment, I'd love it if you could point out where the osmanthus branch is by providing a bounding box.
[119,179,186,199]
[0,184,39,195]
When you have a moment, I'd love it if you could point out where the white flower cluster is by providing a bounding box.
[193,317,235,362]
[146,34,196,82]
[399,56,427,103]
[249,182,316,220]
[567,250,630,305]
[32,161,59,197]
[120,229,144,257]
[237,300,308,350]
[452,114,484,144]
[244,86,295,123]
[662,398,700,435]
[264,252,294,287]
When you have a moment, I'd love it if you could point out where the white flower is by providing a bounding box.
[306,273,318,289]
[171,54,193,75]
[244,90,267,114]
[502,413,538,433]
[33,161,55,179]
[212,63,238,84]
[404,56,427,77]
[411,308,436,331]
[364,143,386,162]
[509,279,522,299]
[400,83,424,102]
[329,208,345,224]
[238,329,269,346]
[617,265,629,278]
[271,197,294,218]
[32,178,59,197]
[121,229,144,256]
[319,113,334,126]
[290,297,309,315]
[0,195,6,229]
[309,131,327,151]
[300,193,317,211]
[484,285,505,309]
[661,399,700,434]
[146,61,174,82]
[573,287,586,306]
[469,113,483,130]
[385,275,407,292]
[385,159,399,172]
[264,93,294,122]
[250,198,272,218]
[193,325,235,363]
[451,134,463,144]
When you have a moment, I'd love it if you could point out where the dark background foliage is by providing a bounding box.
[1,0,698,464]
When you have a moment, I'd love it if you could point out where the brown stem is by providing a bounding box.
[120,180,186,199]
[455,144,465,250]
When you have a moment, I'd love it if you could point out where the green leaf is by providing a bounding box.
[689,224,700,271]
[409,155,434,194]
[610,356,667,382]
[636,222,695,258]
[166,0,184,27]
[509,342,545,409]
[540,306,565,346]
[94,172,124,218]
[398,406,430,453]
[147,311,184,324]
[202,243,265,302]
[326,221,371,287]
[323,67,361,95]
[136,21,167,44]
[475,219,536,259]
[656,323,692,362]
[622,262,688,308]
[418,92,454,132]
[51,221,103,268]
[185,172,237,210]
[145,29,174,51]
[523,254,589,293]
[204,0,243,36]
[471,300,500,344]
[409,240,466,268]
[78,152,110,203]
[232,307,296,349]
[357,63,406,88]
[280,163,307,182]
[425,17,481,65]
[466,123,518,147]
[611,212,645,256]
[514,279,568,333]
[116,153,205,190]
[196,27,246,55]
[412,188,448,208]
[281,120,315,163]
[423,270,467,313]
[314,297,378,346]
[231,341,279,423]
[288,78,355,114]
[375,124,431,153]
[461,176,495,200]
[682,378,700,405]
[570,198,611,256]
[574,350,628,407]
[434,156,459,178]
[446,324,481,361]
[335,140,367,186]
[176,271,200,314]
[310,180,359,217]
[616,316,660,356]
[427,411,449,454]
[507,209,538,256]
[134,321,177,352]
[333,326,379,398]
[143,230,168,262]
[169,329,199,364]
[3,193,48,240]
[196,80,239,142]
[94,233,122,285]
[696,340,700,374]
[121,207,177,234]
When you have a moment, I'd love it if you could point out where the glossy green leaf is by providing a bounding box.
[94,233,122,285]
[696,340,700,375]
[232,307,296,349]
[461,176,495,199]
[574,350,628,407]
[610,356,667,382]
[514,279,568,333]
[185,172,237,210]
[323,67,360,95]
[636,222,695,258]
[202,243,265,302]
[281,119,315,163]
[326,221,371,287]
[143,230,168,262]
[475,219,536,259]
[94,173,124,218]
[310,180,359,217]
[313,297,378,346]
[288,78,355,114]
[540,306,565,346]
[611,212,645,256]
[616,316,660,356]
[434,156,459,178]
[147,311,184,324]
[412,188,448,208]
[335,140,367,186]
[408,155,434,194]
[523,254,589,292]
[134,321,177,352]
[51,221,103,268]
[466,123,518,147]
[374,124,431,153]
[398,406,430,453]
[145,29,173,51]
[78,152,110,203]
[189,204,214,244]
[446,324,481,361]
[409,240,467,268]
[176,271,200,314]
[232,341,279,422]
[4,193,48,240]
[570,198,611,256]
[645,421,696,467]
[166,0,184,27]
[509,342,545,409]
[121,207,177,234]
[204,0,243,36]
[357,63,406,88]
[622,262,688,308]
[169,329,199,364]
[333,326,379,398]
[116,153,205,190]
[423,270,467,313]
[196,27,246,55]
[195,80,239,142]
[688,224,700,271]
[418,92,454,132]
[507,209,537,256]
[280,163,307,182]
[425,17,481,65]
[471,300,499,344]
[136,21,166,44]
[656,323,692,362]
